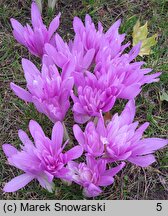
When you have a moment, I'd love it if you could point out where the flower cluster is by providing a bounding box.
[3,2,167,197]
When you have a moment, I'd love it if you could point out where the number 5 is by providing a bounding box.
[156,203,162,211]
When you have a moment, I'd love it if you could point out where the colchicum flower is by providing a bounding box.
[71,71,116,124]
[67,155,125,197]
[95,43,161,100]
[2,121,83,192]
[73,100,168,167]
[73,15,127,59]
[10,59,74,122]
[44,33,95,73]
[10,2,60,57]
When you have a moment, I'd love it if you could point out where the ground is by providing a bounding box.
[0,0,168,200]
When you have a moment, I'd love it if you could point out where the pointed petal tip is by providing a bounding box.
[54,121,63,132]
[116,18,122,25]
[128,154,156,167]
[10,82,15,89]
[73,124,85,145]
[120,161,126,168]
[10,82,16,91]
[29,119,37,127]
[55,120,62,126]
[10,18,15,25]
[10,82,32,102]
[29,119,39,131]
[21,58,30,65]
[10,18,23,28]
[31,1,38,9]
[2,144,18,158]
[73,124,79,131]
[144,122,150,127]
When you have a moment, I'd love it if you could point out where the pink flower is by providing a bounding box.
[10,58,74,122]
[44,33,95,73]
[73,15,127,58]
[2,120,83,192]
[73,100,168,167]
[67,155,125,197]
[95,43,161,99]
[71,71,116,123]
[10,2,60,57]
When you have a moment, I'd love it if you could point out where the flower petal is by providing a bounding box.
[22,58,40,83]
[96,112,106,137]
[73,124,85,145]
[128,42,141,62]
[2,144,18,158]
[3,173,34,192]
[29,120,45,139]
[103,96,116,112]
[98,176,114,186]
[62,59,75,80]
[48,13,61,39]
[73,112,90,124]
[103,162,125,177]
[31,2,43,29]
[10,18,26,46]
[10,83,32,102]
[73,16,84,34]
[119,84,141,99]
[132,138,168,156]
[83,49,95,69]
[18,129,34,147]
[120,100,135,125]
[65,146,83,162]
[128,155,156,167]
[83,183,102,197]
[51,121,63,150]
